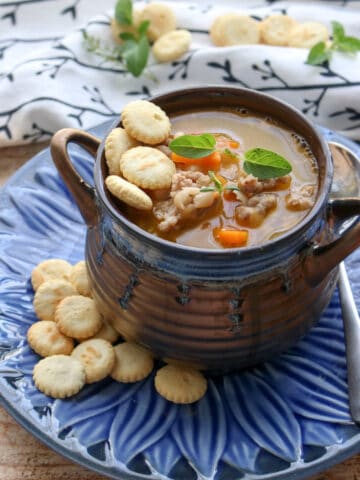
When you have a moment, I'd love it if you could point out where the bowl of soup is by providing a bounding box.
[51,86,360,373]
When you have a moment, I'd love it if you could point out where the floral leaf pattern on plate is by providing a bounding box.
[171,380,226,478]
[144,435,182,476]
[109,375,179,464]
[224,372,302,462]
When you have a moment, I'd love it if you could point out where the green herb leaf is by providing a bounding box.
[169,134,216,159]
[208,171,223,193]
[223,147,239,159]
[115,0,132,25]
[306,41,332,65]
[332,20,345,43]
[119,32,136,42]
[137,20,150,36]
[306,21,360,67]
[335,36,360,53]
[121,34,150,77]
[243,148,292,179]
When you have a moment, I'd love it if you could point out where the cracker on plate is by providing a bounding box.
[31,258,72,291]
[71,338,115,383]
[111,342,154,383]
[27,320,74,357]
[154,364,207,404]
[33,279,77,321]
[55,295,103,340]
[86,320,120,344]
[70,260,92,297]
[33,355,86,398]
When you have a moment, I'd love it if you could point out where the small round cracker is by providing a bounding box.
[121,100,171,145]
[88,320,120,344]
[27,321,74,357]
[120,146,175,190]
[71,338,115,383]
[70,260,92,297]
[31,259,72,291]
[137,2,176,42]
[105,175,153,210]
[260,14,298,46]
[111,342,154,383]
[33,279,77,321]
[55,295,103,340]
[33,355,86,398]
[154,364,207,404]
[210,14,260,46]
[287,21,329,48]
[104,127,139,176]
[152,29,192,62]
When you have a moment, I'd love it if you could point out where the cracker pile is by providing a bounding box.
[111,2,192,63]
[210,13,328,48]
[28,258,207,403]
[104,99,175,211]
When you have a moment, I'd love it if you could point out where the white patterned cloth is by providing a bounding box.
[0,0,359,147]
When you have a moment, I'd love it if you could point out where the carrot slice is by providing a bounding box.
[170,152,194,165]
[171,151,222,171]
[215,228,248,248]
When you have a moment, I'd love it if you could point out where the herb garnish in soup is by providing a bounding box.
[104,100,318,249]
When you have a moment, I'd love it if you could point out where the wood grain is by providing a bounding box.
[0,142,359,480]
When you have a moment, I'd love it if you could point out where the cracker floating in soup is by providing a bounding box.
[103,101,319,249]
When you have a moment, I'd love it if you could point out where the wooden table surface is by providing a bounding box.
[1,141,360,480]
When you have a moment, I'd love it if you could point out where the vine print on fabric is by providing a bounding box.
[0,0,359,146]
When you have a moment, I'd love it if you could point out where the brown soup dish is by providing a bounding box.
[51,86,360,374]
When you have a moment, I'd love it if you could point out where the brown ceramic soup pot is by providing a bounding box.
[51,86,360,374]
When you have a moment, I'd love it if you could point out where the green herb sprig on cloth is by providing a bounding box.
[83,0,150,77]
[307,21,360,66]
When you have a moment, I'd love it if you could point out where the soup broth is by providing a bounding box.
[117,109,319,249]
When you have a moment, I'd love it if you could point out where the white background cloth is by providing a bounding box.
[0,0,359,147]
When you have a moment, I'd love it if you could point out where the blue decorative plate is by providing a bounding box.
[1,121,360,480]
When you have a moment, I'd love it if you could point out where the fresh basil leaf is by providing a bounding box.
[332,21,345,43]
[169,134,216,159]
[137,20,150,36]
[122,34,149,77]
[115,0,132,25]
[335,36,360,53]
[119,32,136,42]
[243,148,292,179]
[306,41,331,65]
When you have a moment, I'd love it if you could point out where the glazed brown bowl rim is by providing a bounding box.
[94,85,333,256]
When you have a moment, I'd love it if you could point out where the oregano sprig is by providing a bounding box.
[307,20,360,66]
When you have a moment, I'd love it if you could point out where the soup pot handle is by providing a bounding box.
[304,197,360,285]
[51,128,100,227]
